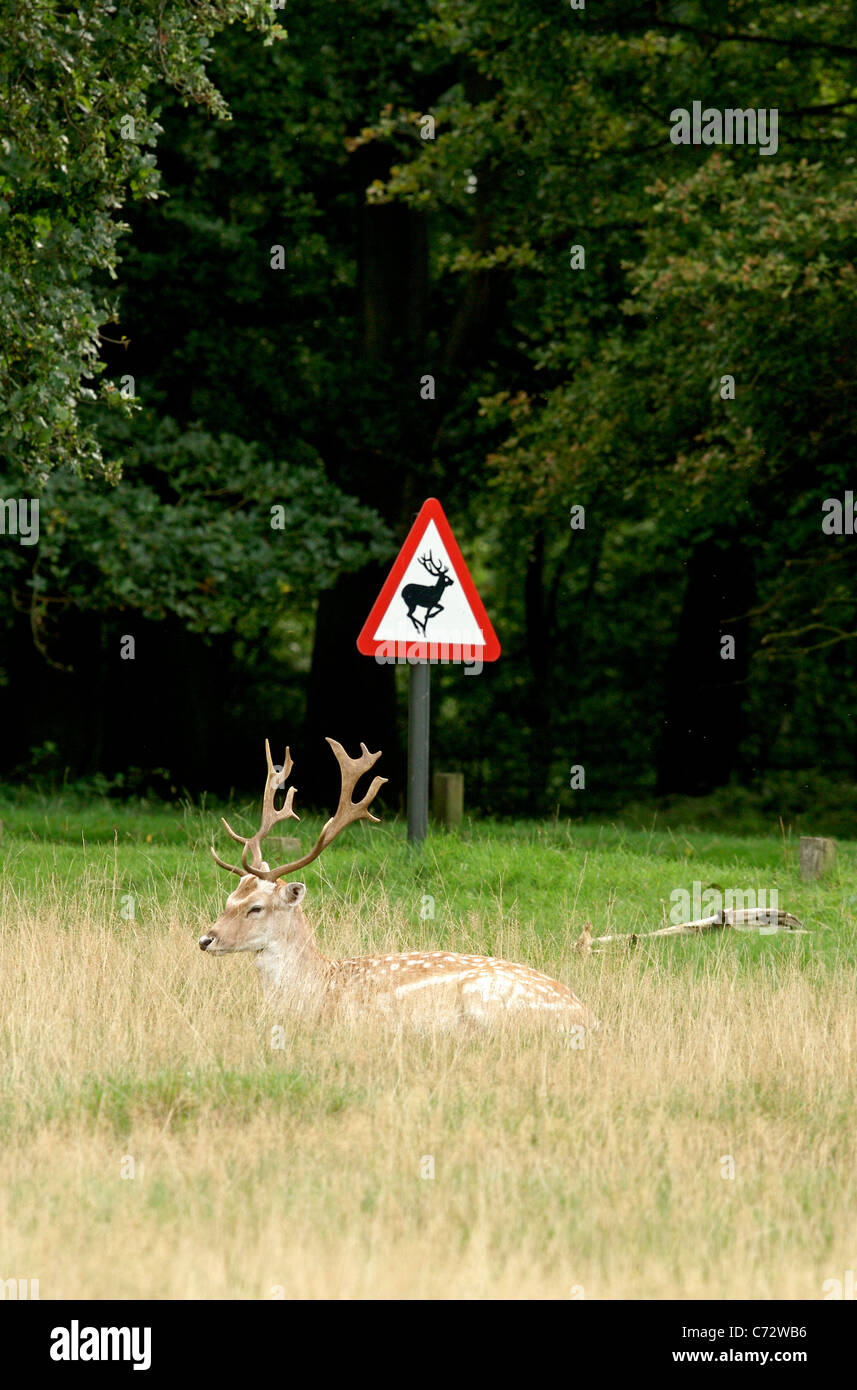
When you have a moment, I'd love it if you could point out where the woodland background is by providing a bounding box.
[2,0,857,821]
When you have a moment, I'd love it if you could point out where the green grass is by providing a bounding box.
[1,791,855,1298]
[2,789,854,962]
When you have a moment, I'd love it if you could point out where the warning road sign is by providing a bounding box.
[356,498,501,662]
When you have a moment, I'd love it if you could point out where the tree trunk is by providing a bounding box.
[656,538,755,795]
[302,142,431,806]
[524,526,554,795]
[301,568,403,811]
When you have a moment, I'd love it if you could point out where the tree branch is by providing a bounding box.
[609,17,857,61]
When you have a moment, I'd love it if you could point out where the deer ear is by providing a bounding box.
[279,881,306,905]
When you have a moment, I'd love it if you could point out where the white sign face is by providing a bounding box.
[371,519,487,646]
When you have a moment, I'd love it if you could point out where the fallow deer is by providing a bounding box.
[201,739,595,1031]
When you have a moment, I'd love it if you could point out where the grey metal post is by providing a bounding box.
[407,660,430,843]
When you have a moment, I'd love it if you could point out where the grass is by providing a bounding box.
[1,793,856,1298]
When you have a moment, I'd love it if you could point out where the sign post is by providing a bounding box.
[357,497,500,843]
[407,662,430,843]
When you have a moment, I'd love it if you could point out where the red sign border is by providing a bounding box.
[356,498,501,662]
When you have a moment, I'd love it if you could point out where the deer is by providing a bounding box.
[201,738,595,1032]
[401,552,454,635]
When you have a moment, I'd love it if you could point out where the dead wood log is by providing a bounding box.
[574,908,806,953]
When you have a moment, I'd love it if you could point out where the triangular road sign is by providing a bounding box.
[356,498,501,661]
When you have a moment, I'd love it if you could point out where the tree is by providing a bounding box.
[375,0,857,800]
[5,0,857,810]
[0,0,283,478]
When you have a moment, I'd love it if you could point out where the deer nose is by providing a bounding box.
[199,935,214,951]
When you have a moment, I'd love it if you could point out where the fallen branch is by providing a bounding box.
[574,908,806,953]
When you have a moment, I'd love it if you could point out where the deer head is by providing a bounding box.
[199,877,308,955]
[200,738,386,972]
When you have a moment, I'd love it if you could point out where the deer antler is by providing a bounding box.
[211,738,386,882]
[419,551,448,577]
[210,739,298,876]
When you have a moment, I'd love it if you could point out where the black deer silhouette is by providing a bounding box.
[401,552,454,635]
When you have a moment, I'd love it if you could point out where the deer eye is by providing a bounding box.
[247,904,264,915]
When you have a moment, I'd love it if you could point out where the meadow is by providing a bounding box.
[1,790,855,1299]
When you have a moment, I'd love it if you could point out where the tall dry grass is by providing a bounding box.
[1,866,855,1299]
